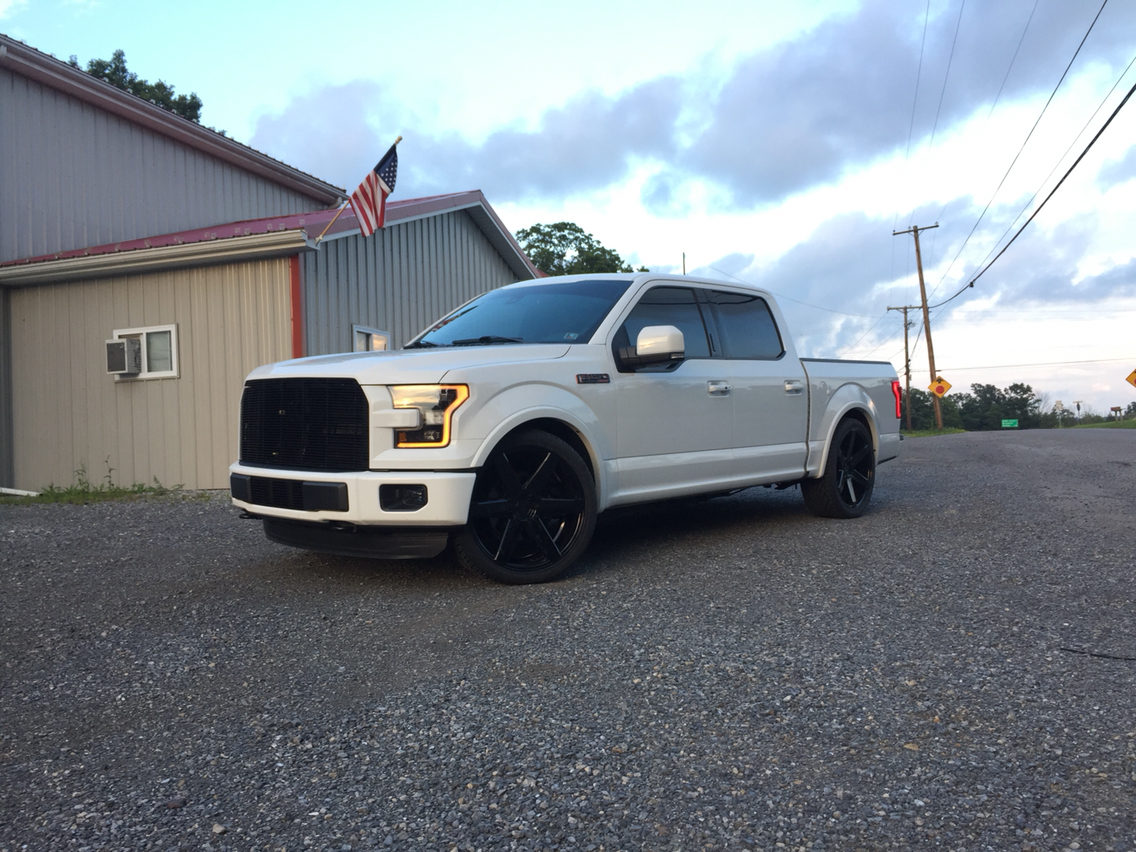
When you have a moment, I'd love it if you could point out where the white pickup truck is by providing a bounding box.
[230,273,901,583]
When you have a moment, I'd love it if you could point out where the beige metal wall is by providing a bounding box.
[9,258,292,491]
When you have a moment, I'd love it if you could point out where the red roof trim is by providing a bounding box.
[0,191,541,279]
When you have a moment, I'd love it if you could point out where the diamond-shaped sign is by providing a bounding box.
[929,376,952,397]
[1127,369,1136,389]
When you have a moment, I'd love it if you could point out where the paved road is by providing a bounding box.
[2,429,1134,851]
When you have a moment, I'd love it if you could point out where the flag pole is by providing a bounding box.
[313,135,403,247]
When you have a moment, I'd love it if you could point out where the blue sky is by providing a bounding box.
[4,0,1135,414]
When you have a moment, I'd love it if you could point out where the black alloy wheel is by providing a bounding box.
[801,418,876,519]
[453,430,597,584]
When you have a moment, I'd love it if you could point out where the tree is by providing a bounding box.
[903,387,961,431]
[69,50,202,122]
[515,222,646,276]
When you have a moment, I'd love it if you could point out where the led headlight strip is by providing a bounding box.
[390,385,469,448]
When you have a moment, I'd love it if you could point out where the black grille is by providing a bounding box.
[250,476,304,510]
[240,378,369,472]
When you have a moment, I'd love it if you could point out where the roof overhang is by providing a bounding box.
[0,191,541,286]
[0,35,345,206]
[0,230,313,286]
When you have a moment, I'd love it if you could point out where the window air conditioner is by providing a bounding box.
[106,338,142,375]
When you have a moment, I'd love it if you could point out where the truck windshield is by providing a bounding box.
[407,278,632,348]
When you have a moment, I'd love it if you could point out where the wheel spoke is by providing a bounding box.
[534,495,585,516]
[492,453,525,499]
[529,518,564,560]
[848,443,871,468]
[492,518,520,562]
[468,497,512,520]
[523,451,557,495]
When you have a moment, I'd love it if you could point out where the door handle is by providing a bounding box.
[784,380,805,395]
[708,381,731,396]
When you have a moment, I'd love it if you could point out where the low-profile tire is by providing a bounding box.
[454,430,597,584]
[801,418,876,519]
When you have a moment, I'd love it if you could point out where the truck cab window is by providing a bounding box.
[707,290,785,360]
[613,286,712,368]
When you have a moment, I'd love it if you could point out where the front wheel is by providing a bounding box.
[454,430,597,584]
[801,418,876,519]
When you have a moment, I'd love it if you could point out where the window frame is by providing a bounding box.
[352,324,391,352]
[111,324,179,381]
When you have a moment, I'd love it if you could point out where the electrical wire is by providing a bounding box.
[928,0,1109,299]
[928,0,967,151]
[706,265,877,318]
[936,0,1039,226]
[966,77,1136,289]
[939,357,1131,372]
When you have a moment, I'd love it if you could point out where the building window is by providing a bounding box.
[112,324,179,379]
[353,325,390,352]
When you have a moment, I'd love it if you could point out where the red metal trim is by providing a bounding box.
[290,256,303,359]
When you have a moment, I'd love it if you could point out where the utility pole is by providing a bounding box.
[885,305,915,430]
[894,223,941,429]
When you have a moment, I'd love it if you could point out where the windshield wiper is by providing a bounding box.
[450,336,524,346]
[403,340,438,349]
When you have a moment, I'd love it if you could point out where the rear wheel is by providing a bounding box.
[454,430,597,584]
[801,418,875,518]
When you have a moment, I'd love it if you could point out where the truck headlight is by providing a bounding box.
[390,385,469,448]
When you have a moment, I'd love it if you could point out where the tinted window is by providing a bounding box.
[707,290,784,360]
[410,278,631,347]
[618,287,711,359]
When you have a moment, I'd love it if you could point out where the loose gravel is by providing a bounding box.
[1,429,1134,851]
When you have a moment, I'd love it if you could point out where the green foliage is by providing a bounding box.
[902,387,963,431]
[68,49,202,122]
[515,222,647,276]
[950,382,1041,430]
[0,460,180,505]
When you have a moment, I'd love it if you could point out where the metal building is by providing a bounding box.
[0,35,538,491]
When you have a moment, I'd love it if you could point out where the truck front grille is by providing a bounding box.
[240,378,369,472]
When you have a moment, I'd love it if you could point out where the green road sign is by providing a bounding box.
[1002,419,1019,428]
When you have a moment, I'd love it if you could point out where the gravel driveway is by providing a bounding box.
[2,429,1134,851]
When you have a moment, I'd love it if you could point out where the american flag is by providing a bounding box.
[350,142,399,236]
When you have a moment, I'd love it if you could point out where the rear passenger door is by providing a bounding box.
[704,289,808,481]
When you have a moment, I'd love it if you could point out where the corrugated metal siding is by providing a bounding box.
[0,67,328,263]
[8,258,292,491]
[0,288,12,486]
[300,209,522,355]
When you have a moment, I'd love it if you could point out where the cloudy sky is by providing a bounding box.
[5,0,1135,414]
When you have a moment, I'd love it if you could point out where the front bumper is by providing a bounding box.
[229,464,477,527]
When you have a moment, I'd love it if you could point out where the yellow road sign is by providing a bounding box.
[929,376,952,397]
[1127,369,1136,389]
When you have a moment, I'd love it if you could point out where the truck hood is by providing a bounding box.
[245,344,573,385]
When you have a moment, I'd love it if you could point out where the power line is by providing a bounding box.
[967,76,1136,289]
[706,265,876,318]
[935,0,1039,226]
[928,0,1109,299]
[939,357,1131,372]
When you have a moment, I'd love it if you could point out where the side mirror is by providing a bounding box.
[619,325,685,369]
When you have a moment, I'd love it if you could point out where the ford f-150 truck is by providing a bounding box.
[230,273,902,583]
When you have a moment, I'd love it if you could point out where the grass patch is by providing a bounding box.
[1074,419,1136,429]
[0,461,181,505]
[901,427,967,438]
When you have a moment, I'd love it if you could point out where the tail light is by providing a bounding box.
[892,380,902,419]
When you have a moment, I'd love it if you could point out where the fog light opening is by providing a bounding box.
[380,484,429,512]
